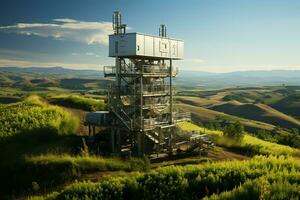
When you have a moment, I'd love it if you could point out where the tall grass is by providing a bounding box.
[176,121,223,135]
[0,96,81,197]
[0,95,79,138]
[47,94,106,111]
[26,154,150,173]
[177,121,300,156]
[33,155,300,200]
[1,154,150,196]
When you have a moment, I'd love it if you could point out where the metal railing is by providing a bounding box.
[104,66,116,76]
[103,65,178,77]
[173,112,191,122]
[144,96,169,105]
[143,118,156,130]
[142,65,168,74]
[135,117,156,130]
[107,88,133,130]
[144,131,160,144]
[142,84,170,95]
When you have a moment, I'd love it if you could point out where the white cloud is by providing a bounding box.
[0,58,104,70]
[71,52,101,57]
[0,18,113,45]
[53,18,78,23]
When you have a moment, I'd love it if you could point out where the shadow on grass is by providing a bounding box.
[0,128,82,198]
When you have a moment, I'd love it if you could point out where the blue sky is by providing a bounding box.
[0,0,300,72]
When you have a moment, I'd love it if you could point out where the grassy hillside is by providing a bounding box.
[177,121,300,156]
[271,93,300,119]
[175,96,220,107]
[209,102,300,129]
[0,71,109,97]
[31,156,300,200]
[177,103,276,132]
[0,95,79,138]
[47,94,106,111]
[0,96,81,163]
[1,71,300,199]
[177,90,300,148]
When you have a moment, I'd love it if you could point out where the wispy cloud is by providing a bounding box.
[71,52,101,57]
[0,18,113,45]
[0,58,103,70]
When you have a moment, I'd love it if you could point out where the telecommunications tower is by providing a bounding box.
[103,11,188,155]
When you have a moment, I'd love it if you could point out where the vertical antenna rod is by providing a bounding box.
[113,11,126,34]
[159,24,167,37]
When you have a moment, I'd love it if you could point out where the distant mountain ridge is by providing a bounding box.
[0,67,103,77]
[177,69,300,88]
[1,66,300,88]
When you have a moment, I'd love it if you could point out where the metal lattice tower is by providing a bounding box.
[104,11,188,156]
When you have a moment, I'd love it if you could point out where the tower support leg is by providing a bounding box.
[116,128,121,153]
[137,131,144,156]
[110,127,115,153]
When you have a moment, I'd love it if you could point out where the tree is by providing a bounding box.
[223,121,245,141]
[291,128,299,135]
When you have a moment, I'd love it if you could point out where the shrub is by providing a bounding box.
[47,94,106,111]
[206,178,300,200]
[35,156,300,200]
[223,121,245,142]
[0,154,150,196]
[0,95,79,138]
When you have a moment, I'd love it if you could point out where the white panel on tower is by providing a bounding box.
[109,33,184,60]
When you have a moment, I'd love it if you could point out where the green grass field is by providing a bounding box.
[0,95,79,138]
[177,121,300,156]
[209,102,300,129]
[47,94,106,111]
[30,155,300,200]
[177,103,276,131]
[1,73,300,199]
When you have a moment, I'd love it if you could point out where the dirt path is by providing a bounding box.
[207,147,250,161]
[80,147,250,183]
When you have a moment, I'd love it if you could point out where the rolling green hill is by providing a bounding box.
[209,102,300,129]
[271,93,300,119]
[177,103,277,132]
[177,121,300,156]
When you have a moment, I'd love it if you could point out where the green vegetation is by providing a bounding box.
[178,103,277,132]
[1,70,300,199]
[252,126,300,149]
[271,93,300,119]
[32,156,300,200]
[0,96,81,196]
[0,95,79,138]
[178,98,300,148]
[176,121,223,135]
[206,177,300,200]
[47,94,106,111]
[0,96,148,196]
[216,134,300,156]
[0,154,150,196]
[27,154,150,173]
[209,102,300,130]
[223,121,245,142]
[177,121,300,156]
[222,94,251,103]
